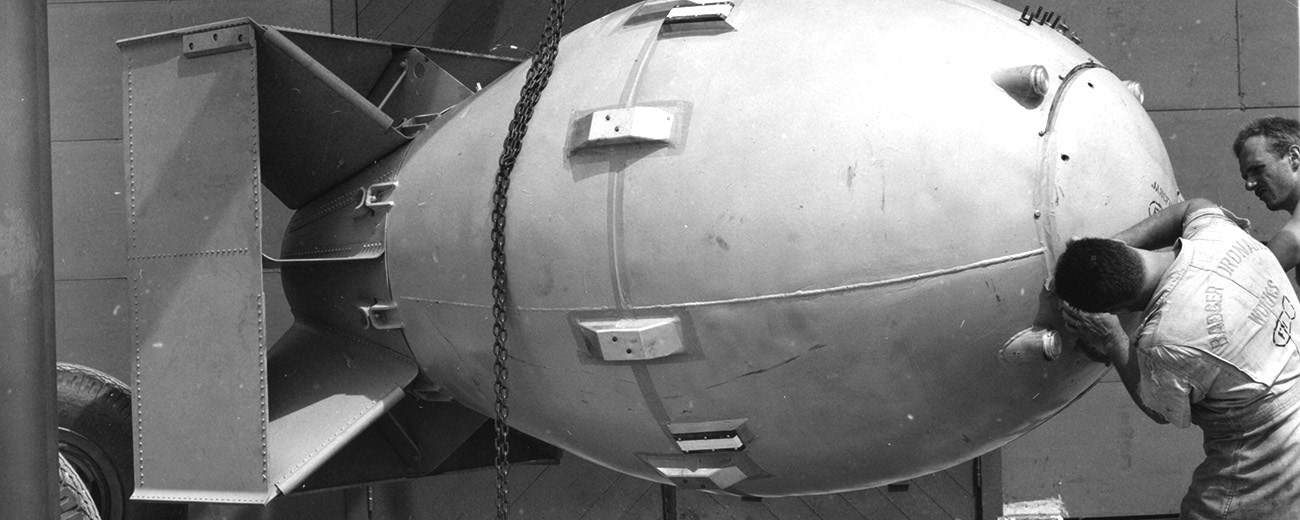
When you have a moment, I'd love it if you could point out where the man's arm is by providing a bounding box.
[1061,303,1171,424]
[1104,327,1171,425]
[1112,198,1217,250]
[1266,218,1300,272]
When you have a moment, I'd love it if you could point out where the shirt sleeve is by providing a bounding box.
[1185,206,1232,240]
[1134,343,1221,428]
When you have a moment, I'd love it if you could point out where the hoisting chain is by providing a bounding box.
[489,1,565,519]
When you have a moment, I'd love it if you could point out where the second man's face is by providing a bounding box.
[1239,135,1300,212]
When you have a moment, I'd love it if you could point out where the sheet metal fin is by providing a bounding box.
[267,322,418,495]
[123,23,273,504]
[256,27,479,209]
[366,48,474,127]
[120,20,418,504]
[256,27,409,209]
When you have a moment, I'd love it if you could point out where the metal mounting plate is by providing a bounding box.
[182,24,254,58]
[575,316,686,361]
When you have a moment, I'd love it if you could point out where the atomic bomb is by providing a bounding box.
[121,0,1178,503]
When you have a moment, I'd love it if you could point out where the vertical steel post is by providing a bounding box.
[0,0,57,519]
[660,484,677,520]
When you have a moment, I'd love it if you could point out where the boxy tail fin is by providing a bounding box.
[116,18,504,504]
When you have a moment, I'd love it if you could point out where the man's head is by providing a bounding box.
[1233,116,1300,213]
[1054,238,1146,313]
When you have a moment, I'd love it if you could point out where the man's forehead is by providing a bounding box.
[1241,136,1279,160]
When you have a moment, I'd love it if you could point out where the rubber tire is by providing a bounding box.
[57,363,187,520]
[60,452,102,520]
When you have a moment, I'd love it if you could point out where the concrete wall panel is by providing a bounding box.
[477,0,553,59]
[415,1,500,50]
[332,0,359,36]
[55,279,131,383]
[52,140,125,280]
[357,0,415,39]
[367,0,458,48]
[1239,0,1300,108]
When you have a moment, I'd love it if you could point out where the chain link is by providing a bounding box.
[490,1,565,519]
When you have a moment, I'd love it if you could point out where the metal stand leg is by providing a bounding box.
[660,484,677,520]
[0,1,56,519]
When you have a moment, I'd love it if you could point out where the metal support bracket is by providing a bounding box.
[665,2,735,23]
[668,419,751,453]
[182,24,255,58]
[355,181,399,216]
[575,316,686,361]
[589,106,674,145]
[569,103,691,154]
[359,300,404,331]
[662,2,736,33]
[640,451,765,491]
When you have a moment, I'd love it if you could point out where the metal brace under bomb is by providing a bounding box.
[1020,5,1082,44]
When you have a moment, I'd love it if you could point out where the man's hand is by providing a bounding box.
[1059,300,1124,364]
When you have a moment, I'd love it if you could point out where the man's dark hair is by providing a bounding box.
[1054,238,1144,312]
[1233,116,1300,159]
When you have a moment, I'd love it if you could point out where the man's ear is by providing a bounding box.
[1289,144,1300,171]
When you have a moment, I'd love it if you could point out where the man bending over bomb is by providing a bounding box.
[1054,198,1300,519]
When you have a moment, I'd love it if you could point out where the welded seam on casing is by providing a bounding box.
[1039,61,1104,137]
[618,17,662,107]
[607,168,630,309]
[607,23,665,310]
[1035,123,1062,281]
[406,248,1045,312]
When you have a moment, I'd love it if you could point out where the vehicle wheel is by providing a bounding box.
[57,363,187,520]
[60,452,102,520]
